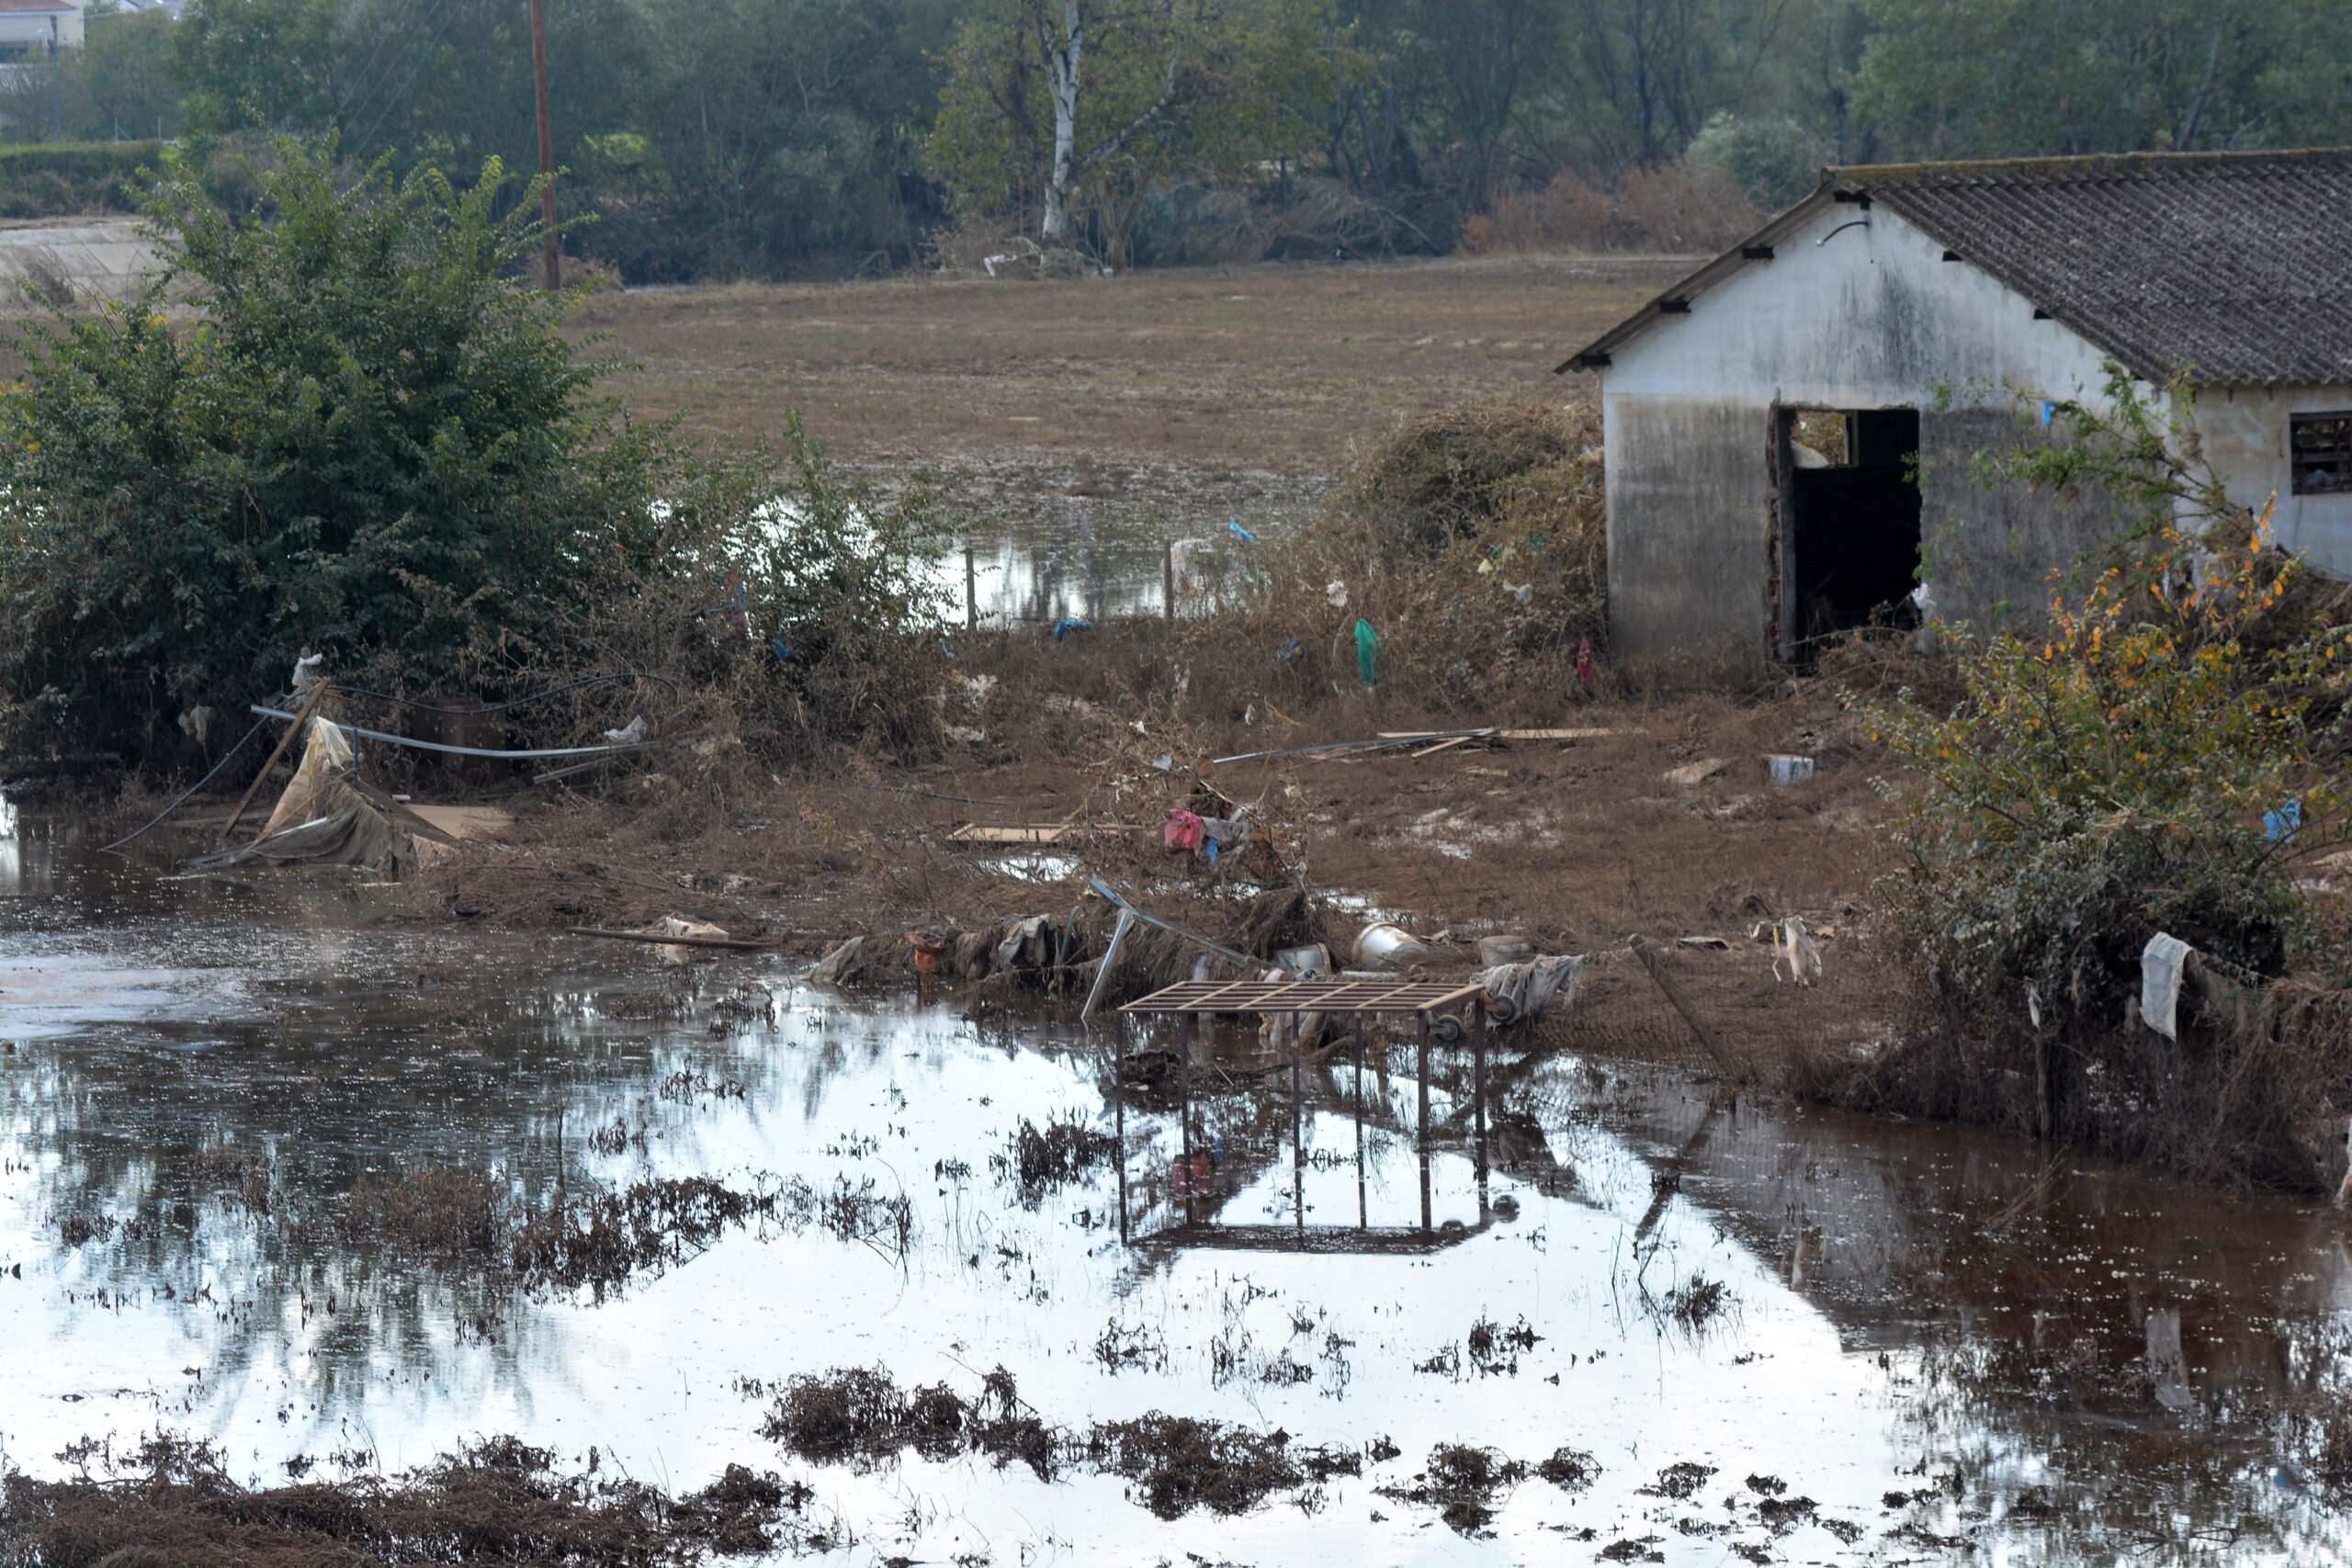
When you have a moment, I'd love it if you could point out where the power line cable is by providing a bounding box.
[348,0,463,148]
[336,0,430,128]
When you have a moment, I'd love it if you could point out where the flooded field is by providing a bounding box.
[5,818,2351,1565]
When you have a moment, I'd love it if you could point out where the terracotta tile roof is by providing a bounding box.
[1841,148,2352,388]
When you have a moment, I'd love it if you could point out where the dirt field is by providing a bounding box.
[574,254,1688,517]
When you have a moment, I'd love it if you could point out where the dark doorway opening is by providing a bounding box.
[1783,406,1922,650]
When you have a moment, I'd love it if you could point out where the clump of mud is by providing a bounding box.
[1,1431,810,1564]
[1376,1443,1529,1536]
[759,1364,1058,1481]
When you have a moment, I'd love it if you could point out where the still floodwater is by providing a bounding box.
[4,820,2350,1565]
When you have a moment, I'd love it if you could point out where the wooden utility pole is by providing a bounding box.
[528,0,560,290]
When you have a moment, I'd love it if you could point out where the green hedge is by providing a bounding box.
[0,141,161,218]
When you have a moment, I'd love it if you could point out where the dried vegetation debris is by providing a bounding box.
[1374,1444,1530,1537]
[758,1366,1361,1518]
[992,1110,1119,1206]
[0,1432,810,1566]
[327,1166,910,1298]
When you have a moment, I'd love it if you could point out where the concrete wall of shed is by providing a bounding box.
[1914,406,2132,631]
[1602,394,1773,662]
[1598,202,2123,660]
[2197,386,2352,575]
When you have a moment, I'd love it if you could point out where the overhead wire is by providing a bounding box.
[338,0,456,138]
[336,0,438,131]
[353,0,468,152]
[333,671,679,716]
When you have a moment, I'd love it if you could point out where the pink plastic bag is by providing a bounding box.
[1163,808,1204,853]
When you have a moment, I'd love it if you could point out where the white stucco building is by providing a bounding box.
[1565,149,2352,663]
[0,0,83,57]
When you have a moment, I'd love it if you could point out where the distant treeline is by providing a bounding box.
[13,0,2352,277]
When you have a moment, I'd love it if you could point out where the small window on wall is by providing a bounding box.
[1787,409,1850,468]
[2291,412,2352,494]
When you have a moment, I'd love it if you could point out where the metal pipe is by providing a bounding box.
[1473,995,1488,1182]
[1114,1010,1129,1245]
[1180,1013,1195,1225]
[1291,1043,1304,1232]
[1416,1011,1430,1152]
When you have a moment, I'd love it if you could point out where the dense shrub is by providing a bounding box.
[0,135,956,767]
[1844,369,2352,1187]
[0,141,159,218]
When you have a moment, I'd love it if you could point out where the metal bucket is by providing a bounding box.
[1476,934,1534,965]
[1354,921,1430,969]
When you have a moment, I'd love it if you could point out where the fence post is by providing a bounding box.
[965,547,977,632]
[1163,543,1176,621]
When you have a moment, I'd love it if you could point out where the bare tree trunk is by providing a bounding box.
[1038,0,1084,247]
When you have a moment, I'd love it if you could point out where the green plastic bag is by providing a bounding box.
[1354,618,1382,688]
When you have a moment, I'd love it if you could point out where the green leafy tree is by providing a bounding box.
[166,0,342,135]
[622,0,954,274]
[1852,0,2352,158]
[930,0,1332,252]
[0,137,684,752]
[64,7,184,142]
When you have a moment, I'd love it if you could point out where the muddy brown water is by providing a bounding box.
[4,818,2349,1564]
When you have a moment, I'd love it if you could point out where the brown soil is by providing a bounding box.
[345,651,1900,1085]
[571,254,1686,519]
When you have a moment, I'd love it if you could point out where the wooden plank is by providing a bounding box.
[1409,735,1476,760]
[947,822,1149,844]
[949,823,1069,844]
[1133,1222,1488,1255]
[404,804,513,840]
[1500,728,1618,740]
[1120,978,1487,1015]
[567,926,781,952]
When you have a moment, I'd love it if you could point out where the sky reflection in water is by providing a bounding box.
[3,822,2350,1564]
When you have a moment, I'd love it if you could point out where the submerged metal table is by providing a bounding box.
[1112,978,1496,1247]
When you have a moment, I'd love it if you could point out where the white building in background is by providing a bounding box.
[0,0,82,58]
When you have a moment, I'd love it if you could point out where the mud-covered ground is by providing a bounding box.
[156,668,1902,1087]
[573,254,1683,525]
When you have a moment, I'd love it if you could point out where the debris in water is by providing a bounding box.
[1661,1273,1731,1331]
[1641,1461,1718,1499]
[1466,1312,1542,1375]
[1537,1447,1600,1491]
[993,1111,1119,1207]
[0,1431,810,1562]
[1376,1443,1529,1537]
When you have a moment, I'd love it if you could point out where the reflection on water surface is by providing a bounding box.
[3,821,2350,1564]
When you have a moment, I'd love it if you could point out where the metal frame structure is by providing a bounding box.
[1112,978,1498,1250]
